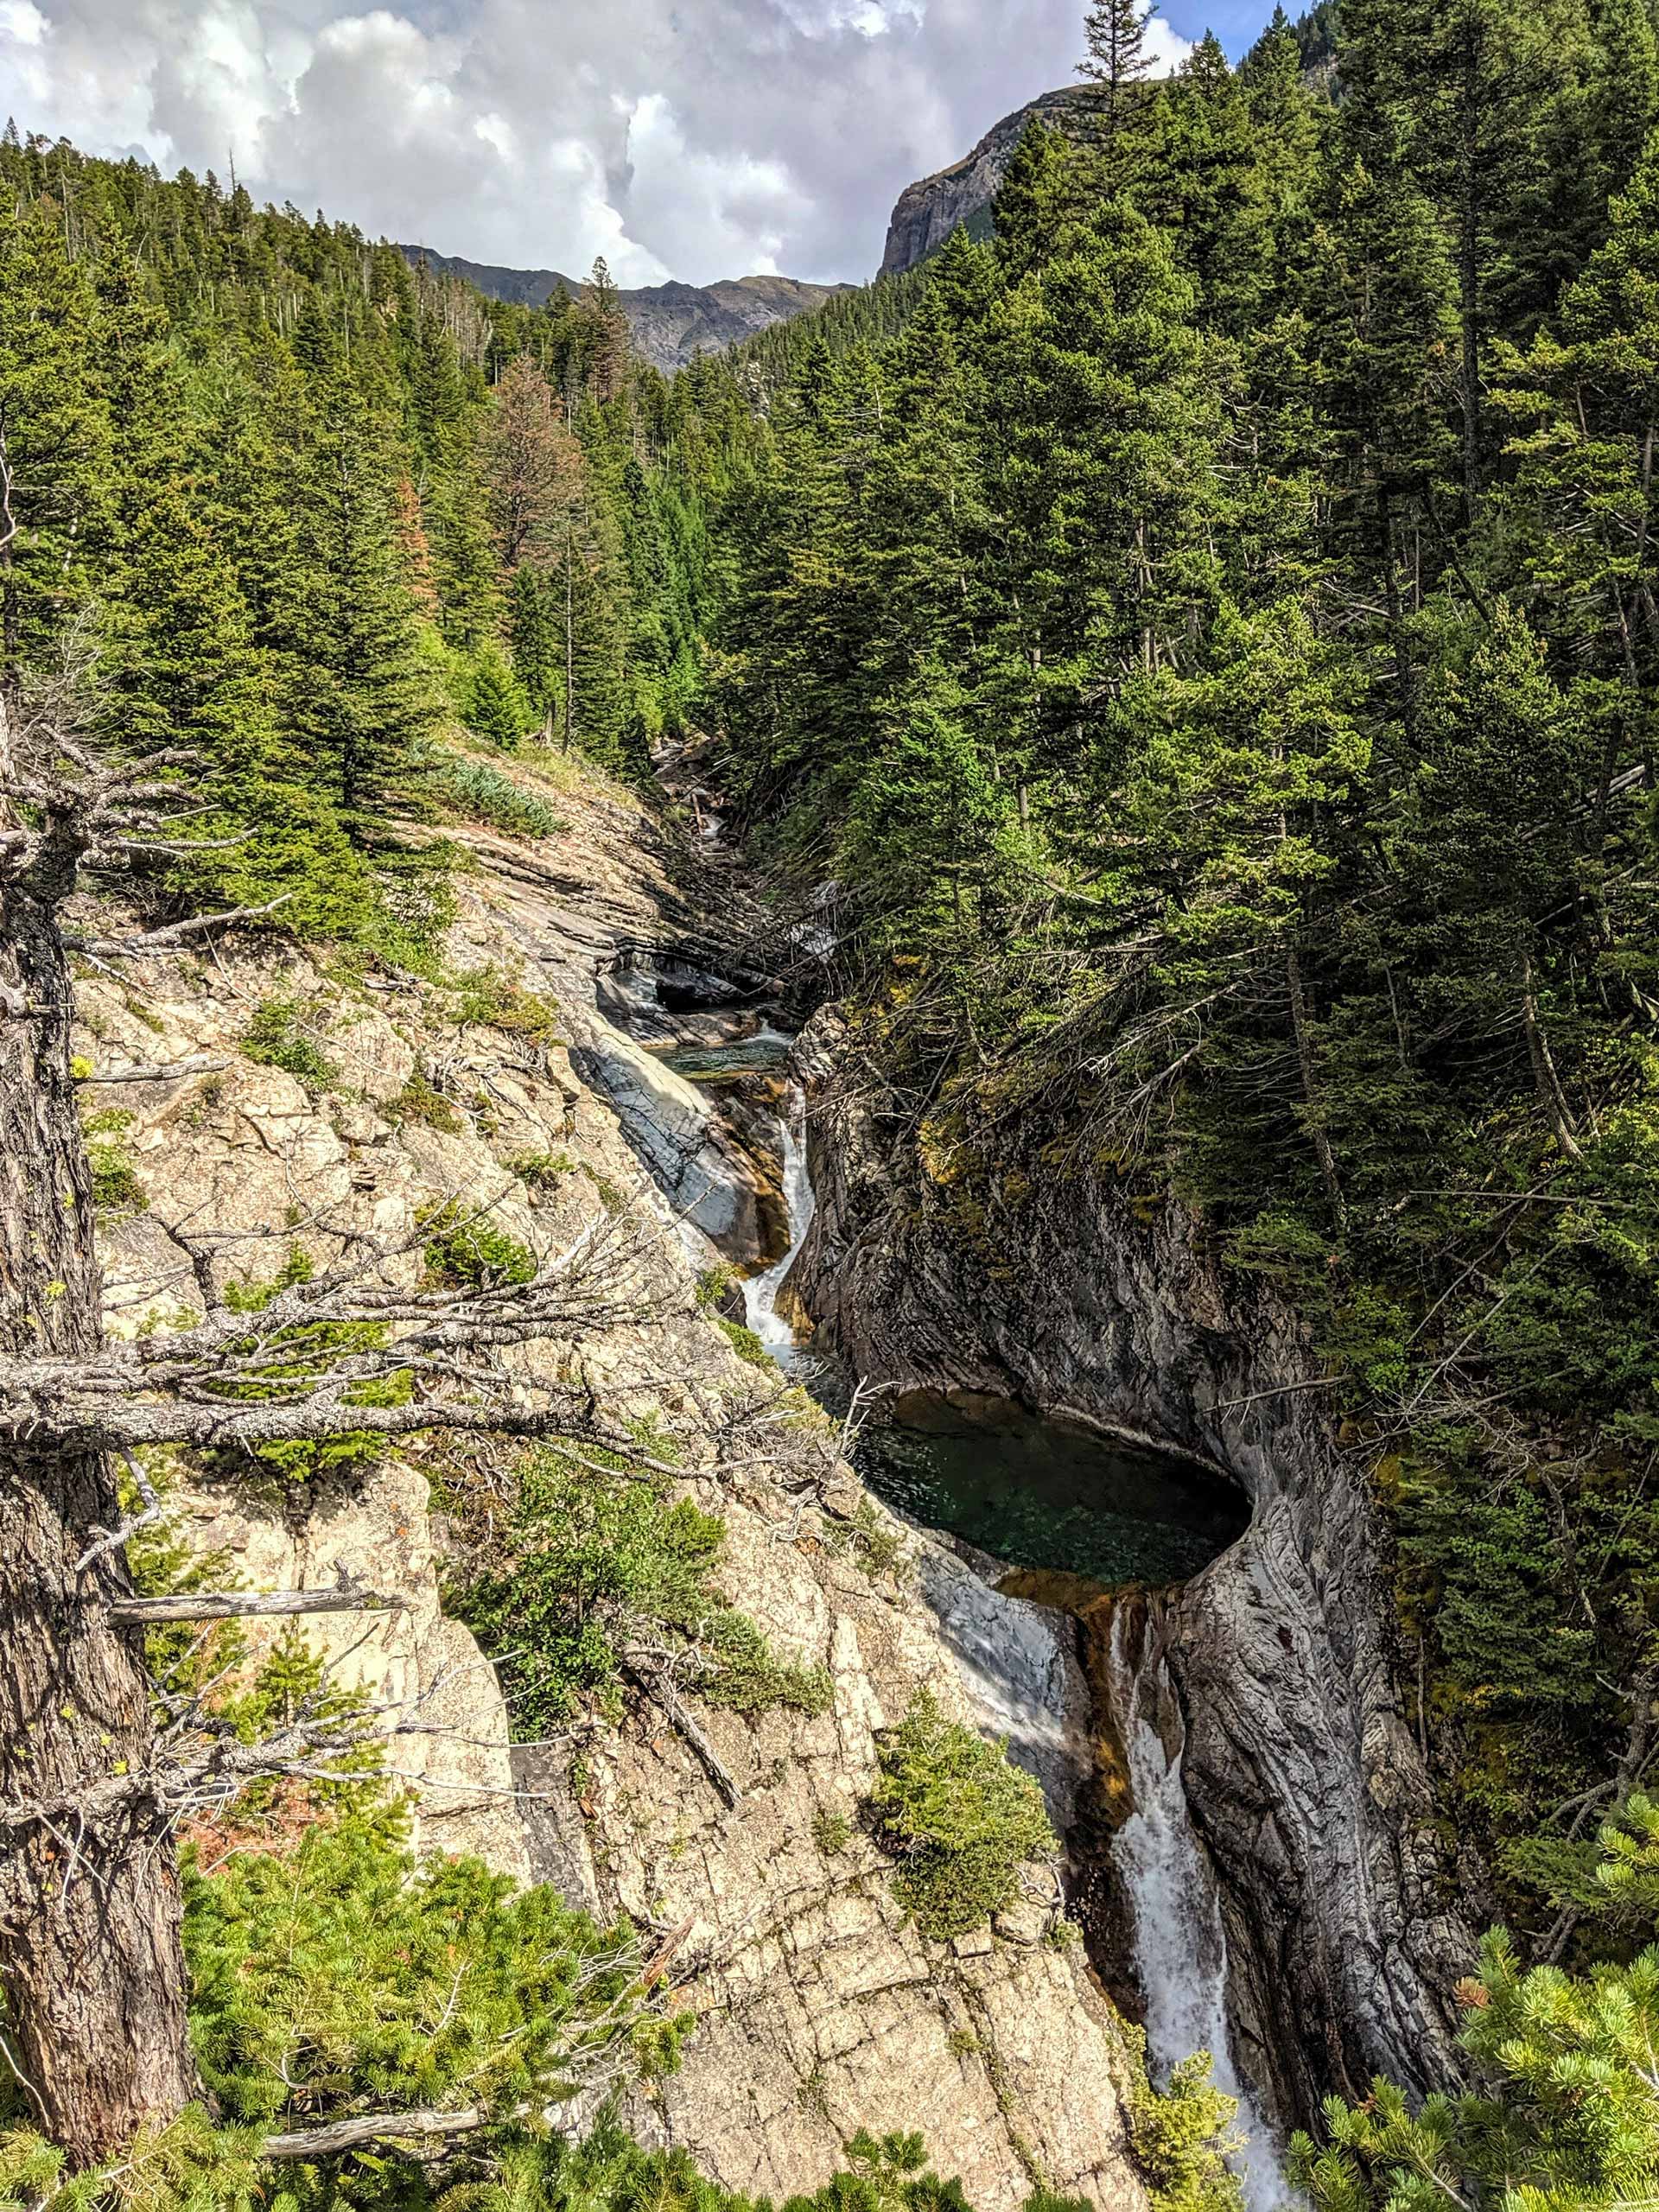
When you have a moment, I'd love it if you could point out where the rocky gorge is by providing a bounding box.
[74,731,1487,2205]
[785,1030,1480,2132]
[78,748,1158,2211]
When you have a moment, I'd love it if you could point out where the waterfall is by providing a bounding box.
[1106,1609,1290,2212]
[743,1085,816,1353]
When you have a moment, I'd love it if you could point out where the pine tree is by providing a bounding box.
[280,370,442,839]
[1079,0,1157,149]
[0,196,111,684]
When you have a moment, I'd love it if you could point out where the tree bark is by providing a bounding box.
[1286,944,1346,1224]
[0,870,197,2161]
[1519,950,1583,1163]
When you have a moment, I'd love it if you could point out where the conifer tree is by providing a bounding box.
[1079,0,1157,149]
[280,370,441,838]
[0,196,110,683]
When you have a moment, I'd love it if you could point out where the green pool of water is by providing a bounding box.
[850,1390,1249,1589]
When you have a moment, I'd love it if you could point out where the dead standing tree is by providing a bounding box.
[0,675,661,2163]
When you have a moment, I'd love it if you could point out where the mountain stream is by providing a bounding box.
[597,987,1290,2205]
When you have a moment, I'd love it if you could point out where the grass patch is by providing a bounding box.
[424,745,568,838]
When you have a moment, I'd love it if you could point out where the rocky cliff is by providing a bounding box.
[879,88,1093,276]
[81,750,1149,2210]
[398,250,854,374]
[788,1024,1478,2132]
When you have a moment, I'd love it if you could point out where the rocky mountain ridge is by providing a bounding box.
[879,86,1094,276]
[399,248,853,374]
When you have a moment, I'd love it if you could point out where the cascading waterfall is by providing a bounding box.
[1106,1609,1290,2212]
[743,1084,816,1353]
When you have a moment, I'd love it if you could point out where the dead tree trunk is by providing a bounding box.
[0,856,197,2158]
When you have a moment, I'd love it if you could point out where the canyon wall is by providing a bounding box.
[789,1027,1478,2128]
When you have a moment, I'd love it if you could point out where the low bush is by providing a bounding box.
[243,997,335,1091]
[385,1069,462,1133]
[512,1149,575,1191]
[443,963,563,1046]
[868,1688,1057,1942]
[82,1105,148,1216]
[454,1448,830,1733]
[420,1201,537,1289]
[716,1315,773,1370]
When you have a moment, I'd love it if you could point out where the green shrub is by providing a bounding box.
[868,1688,1057,1942]
[832,1497,907,1582]
[82,1106,148,1216]
[184,1821,684,2139]
[454,1448,830,1734]
[243,997,335,1090]
[217,1245,412,1482]
[700,1610,832,1718]
[512,1149,575,1190]
[427,744,566,837]
[716,1315,773,1370]
[444,963,563,1046]
[1125,2035,1243,2212]
[696,1262,737,1310]
[813,1808,853,1856]
[385,1069,462,1132]
[420,1200,537,1288]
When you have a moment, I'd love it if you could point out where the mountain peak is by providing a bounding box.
[397,245,854,374]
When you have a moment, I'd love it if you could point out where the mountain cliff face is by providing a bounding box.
[879,87,1092,276]
[399,248,853,373]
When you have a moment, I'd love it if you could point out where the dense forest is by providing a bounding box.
[7,0,1659,2199]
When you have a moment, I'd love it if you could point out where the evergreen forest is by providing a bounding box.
[7,0,1659,2200]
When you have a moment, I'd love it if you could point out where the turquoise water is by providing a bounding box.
[849,1390,1248,1589]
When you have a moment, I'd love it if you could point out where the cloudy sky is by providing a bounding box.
[0,0,1275,287]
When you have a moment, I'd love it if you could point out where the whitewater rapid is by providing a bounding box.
[1106,1610,1290,2212]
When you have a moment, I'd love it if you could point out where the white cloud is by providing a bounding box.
[0,0,1198,283]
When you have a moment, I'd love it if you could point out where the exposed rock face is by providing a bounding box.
[880,87,1093,275]
[397,249,855,374]
[82,755,1150,2210]
[171,1465,529,1877]
[521,1505,1145,2210]
[788,1033,1478,2131]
